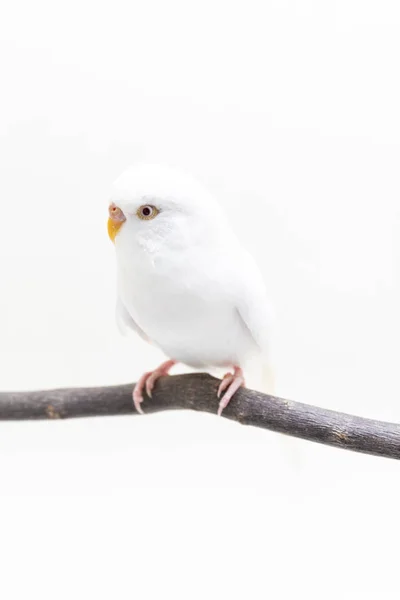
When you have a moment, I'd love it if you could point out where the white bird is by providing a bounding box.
[107,164,275,415]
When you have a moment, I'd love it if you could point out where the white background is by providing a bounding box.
[1,1,400,598]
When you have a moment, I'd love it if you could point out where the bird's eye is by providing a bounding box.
[137,205,159,221]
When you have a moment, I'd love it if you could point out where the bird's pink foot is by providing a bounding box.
[133,360,176,414]
[217,366,245,416]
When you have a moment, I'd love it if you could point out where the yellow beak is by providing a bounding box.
[107,204,126,243]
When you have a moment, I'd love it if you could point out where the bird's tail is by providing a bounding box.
[260,362,276,396]
[245,359,276,396]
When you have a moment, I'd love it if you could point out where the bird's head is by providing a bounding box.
[107,164,225,253]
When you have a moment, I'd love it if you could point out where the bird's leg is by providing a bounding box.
[217,366,245,416]
[133,359,176,414]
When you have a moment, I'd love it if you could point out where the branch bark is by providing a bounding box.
[0,373,399,459]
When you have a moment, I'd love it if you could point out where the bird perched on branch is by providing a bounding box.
[107,164,275,415]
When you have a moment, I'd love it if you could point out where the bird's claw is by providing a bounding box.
[133,371,151,414]
[217,373,234,398]
[217,367,245,416]
[133,395,145,415]
[132,360,176,414]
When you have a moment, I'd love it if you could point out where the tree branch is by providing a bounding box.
[0,373,399,459]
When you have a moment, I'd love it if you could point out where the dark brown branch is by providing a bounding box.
[0,373,399,459]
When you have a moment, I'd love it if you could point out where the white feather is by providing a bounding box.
[110,164,276,391]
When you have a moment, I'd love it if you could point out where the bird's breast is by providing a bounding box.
[117,258,257,368]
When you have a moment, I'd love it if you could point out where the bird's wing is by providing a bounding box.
[233,250,276,394]
[234,250,275,362]
[115,295,150,342]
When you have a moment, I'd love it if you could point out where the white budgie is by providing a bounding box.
[107,164,276,415]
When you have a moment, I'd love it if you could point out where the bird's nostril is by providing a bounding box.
[109,204,125,223]
[109,205,120,216]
